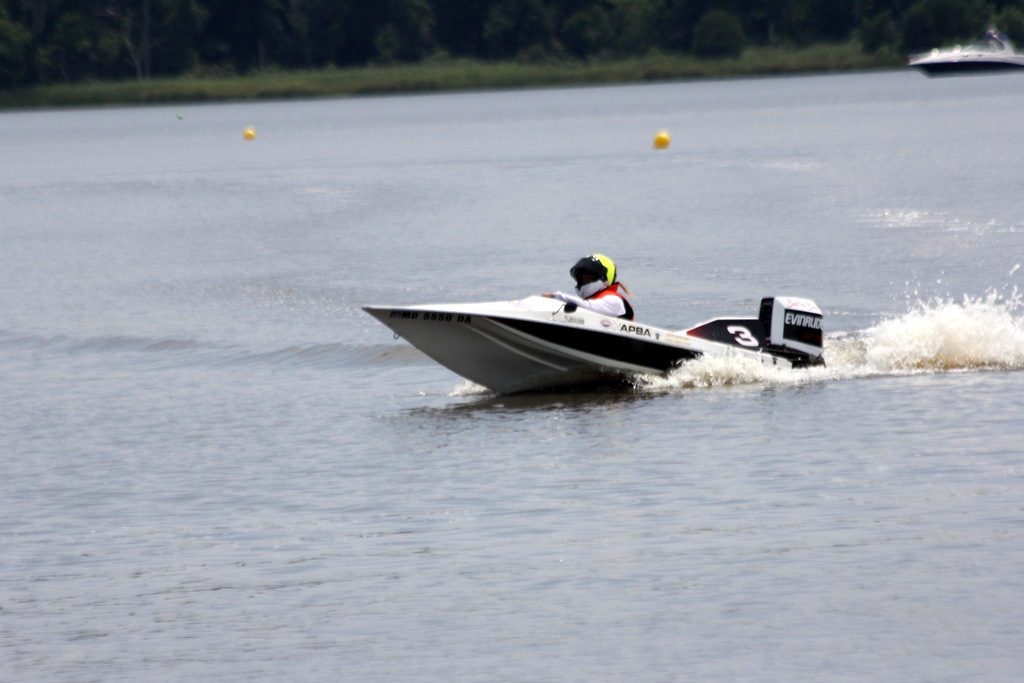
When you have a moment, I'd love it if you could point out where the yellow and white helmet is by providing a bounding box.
[570,254,616,298]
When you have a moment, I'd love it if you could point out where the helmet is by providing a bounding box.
[570,254,616,298]
[570,254,616,286]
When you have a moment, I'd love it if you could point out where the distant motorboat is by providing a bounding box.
[909,29,1024,75]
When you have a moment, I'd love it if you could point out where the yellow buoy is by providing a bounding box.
[653,130,670,149]
[244,127,256,141]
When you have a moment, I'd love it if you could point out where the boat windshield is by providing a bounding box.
[975,29,1012,52]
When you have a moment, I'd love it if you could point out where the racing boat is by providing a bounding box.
[909,29,1024,75]
[363,295,824,394]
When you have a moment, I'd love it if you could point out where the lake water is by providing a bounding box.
[2,70,1023,681]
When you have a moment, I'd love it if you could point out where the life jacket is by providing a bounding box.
[590,283,634,321]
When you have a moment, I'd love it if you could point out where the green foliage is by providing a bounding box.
[692,10,746,59]
[860,11,900,53]
[432,0,490,57]
[48,9,127,81]
[149,0,206,76]
[993,7,1024,46]
[483,0,554,59]
[902,0,986,52]
[0,7,31,86]
[561,5,615,57]
[0,0,1018,88]
[784,0,859,45]
[374,0,438,63]
[0,45,905,109]
[609,0,661,55]
[810,0,860,42]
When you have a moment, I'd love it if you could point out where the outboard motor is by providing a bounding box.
[759,297,824,363]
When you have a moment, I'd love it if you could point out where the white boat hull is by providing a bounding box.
[364,296,824,394]
[909,31,1024,75]
[911,53,1024,74]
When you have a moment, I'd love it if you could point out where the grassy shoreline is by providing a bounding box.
[0,44,905,110]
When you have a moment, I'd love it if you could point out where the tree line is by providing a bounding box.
[2,0,1023,87]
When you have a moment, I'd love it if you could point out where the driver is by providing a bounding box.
[545,254,634,320]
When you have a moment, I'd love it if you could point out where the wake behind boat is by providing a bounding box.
[363,295,824,394]
[909,29,1024,75]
